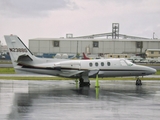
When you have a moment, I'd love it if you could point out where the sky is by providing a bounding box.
[0,0,160,46]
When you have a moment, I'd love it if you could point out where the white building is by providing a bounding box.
[29,38,160,56]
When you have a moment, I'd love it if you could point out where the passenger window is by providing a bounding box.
[101,62,104,66]
[95,62,98,66]
[107,62,111,66]
[89,62,93,67]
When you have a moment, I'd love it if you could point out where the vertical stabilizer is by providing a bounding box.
[4,35,34,68]
[82,53,90,59]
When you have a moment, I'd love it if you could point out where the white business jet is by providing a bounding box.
[4,35,156,87]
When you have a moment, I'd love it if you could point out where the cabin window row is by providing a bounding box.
[89,62,111,67]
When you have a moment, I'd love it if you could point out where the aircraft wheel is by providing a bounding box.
[79,78,90,87]
[79,78,84,87]
[136,79,142,86]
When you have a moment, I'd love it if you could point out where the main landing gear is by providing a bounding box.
[79,73,90,87]
[136,78,142,86]
[79,77,90,87]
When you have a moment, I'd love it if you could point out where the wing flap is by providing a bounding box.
[89,70,99,76]
[59,70,84,77]
[59,69,99,77]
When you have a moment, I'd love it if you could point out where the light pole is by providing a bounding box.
[153,32,155,39]
[76,40,79,58]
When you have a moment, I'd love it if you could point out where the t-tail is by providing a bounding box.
[82,53,90,59]
[4,35,36,72]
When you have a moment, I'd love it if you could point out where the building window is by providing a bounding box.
[53,41,59,47]
[93,41,99,47]
[159,51,160,54]
[136,41,143,48]
[151,51,154,54]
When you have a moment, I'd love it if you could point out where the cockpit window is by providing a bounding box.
[120,60,133,66]
[125,60,134,66]
[120,60,127,66]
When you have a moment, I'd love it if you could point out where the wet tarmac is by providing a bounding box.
[0,80,160,120]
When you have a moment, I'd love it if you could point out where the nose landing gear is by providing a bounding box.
[136,78,142,86]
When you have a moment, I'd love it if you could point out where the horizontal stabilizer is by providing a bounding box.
[17,54,33,62]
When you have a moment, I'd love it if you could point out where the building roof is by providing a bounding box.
[146,49,160,51]
[29,38,160,42]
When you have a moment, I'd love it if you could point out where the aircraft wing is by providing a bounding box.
[59,68,99,77]
[88,69,99,76]
[59,70,84,77]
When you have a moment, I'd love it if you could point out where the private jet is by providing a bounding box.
[4,35,156,87]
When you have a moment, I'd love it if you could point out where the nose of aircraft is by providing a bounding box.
[149,67,157,75]
[138,65,157,75]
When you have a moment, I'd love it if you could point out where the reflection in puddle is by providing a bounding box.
[0,80,160,120]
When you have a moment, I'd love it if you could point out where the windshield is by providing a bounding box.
[120,60,127,66]
[125,60,134,66]
[120,60,134,66]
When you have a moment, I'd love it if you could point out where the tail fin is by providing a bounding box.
[82,53,90,59]
[4,35,35,68]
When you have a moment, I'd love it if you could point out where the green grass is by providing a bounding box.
[155,70,160,75]
[0,60,12,64]
[0,76,71,80]
[0,68,15,74]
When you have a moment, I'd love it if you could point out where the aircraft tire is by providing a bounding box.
[79,77,84,87]
[79,78,90,87]
[136,79,142,86]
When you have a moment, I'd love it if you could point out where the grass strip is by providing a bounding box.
[0,61,12,64]
[0,68,15,74]
[0,76,70,80]
[155,70,160,75]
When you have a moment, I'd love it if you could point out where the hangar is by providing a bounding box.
[29,23,160,58]
[29,37,160,57]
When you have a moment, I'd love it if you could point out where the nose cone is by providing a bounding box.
[137,65,157,76]
[148,67,157,75]
[150,67,157,74]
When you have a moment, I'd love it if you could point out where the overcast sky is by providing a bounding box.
[0,0,160,46]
